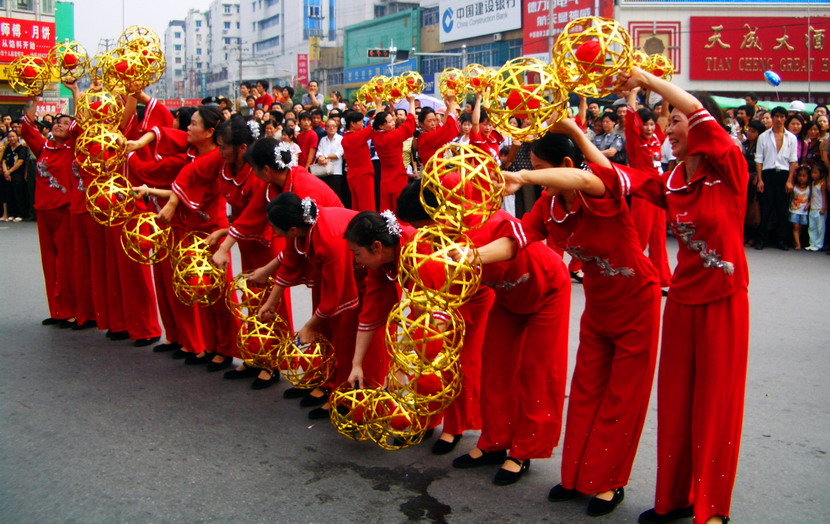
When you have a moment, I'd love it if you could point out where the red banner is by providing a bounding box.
[35,99,69,116]
[0,17,56,63]
[297,53,309,88]
[522,0,614,56]
[158,98,203,109]
[689,17,830,82]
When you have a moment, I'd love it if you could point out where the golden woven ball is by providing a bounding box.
[386,361,462,419]
[551,16,634,97]
[75,88,124,128]
[484,57,569,141]
[399,71,424,96]
[356,84,375,105]
[8,55,51,96]
[101,46,162,95]
[47,40,89,82]
[276,334,336,389]
[369,75,390,97]
[438,67,467,105]
[117,25,161,49]
[329,384,381,442]
[385,300,464,375]
[364,389,428,450]
[398,226,481,310]
[74,123,127,173]
[226,273,274,321]
[237,316,289,369]
[463,63,495,94]
[420,143,504,230]
[383,76,406,102]
[173,230,212,269]
[632,49,649,68]
[85,174,136,226]
[172,249,225,307]
[120,212,171,265]
[643,53,674,82]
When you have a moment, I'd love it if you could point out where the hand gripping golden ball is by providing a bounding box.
[237,316,290,370]
[74,123,127,174]
[385,299,464,376]
[276,333,336,389]
[75,88,124,128]
[329,384,381,442]
[438,67,467,105]
[47,40,89,83]
[386,360,463,419]
[226,273,276,321]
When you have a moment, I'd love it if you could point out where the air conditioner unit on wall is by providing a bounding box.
[493,33,502,42]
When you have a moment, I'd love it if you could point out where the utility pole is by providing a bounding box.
[98,38,115,53]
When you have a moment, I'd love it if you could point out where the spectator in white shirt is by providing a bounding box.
[314,118,349,207]
[754,106,799,250]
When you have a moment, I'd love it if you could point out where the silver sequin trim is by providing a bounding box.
[671,220,735,275]
[567,247,635,277]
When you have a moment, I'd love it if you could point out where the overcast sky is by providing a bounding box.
[74,0,212,56]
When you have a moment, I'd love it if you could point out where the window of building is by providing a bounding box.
[236,22,240,29]
[259,15,280,31]
[196,20,202,28]
[41,0,53,12]
[254,36,280,53]
[174,32,181,38]
[16,0,33,10]
[174,44,182,51]
[197,62,202,69]
[224,22,231,29]
[175,57,182,64]
[265,0,278,6]
[374,5,385,18]
[223,4,231,13]
[421,7,439,27]
[197,48,203,55]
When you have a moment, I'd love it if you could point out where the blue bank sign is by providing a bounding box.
[344,59,419,86]
[439,0,522,43]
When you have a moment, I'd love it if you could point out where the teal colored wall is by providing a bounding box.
[55,1,75,99]
[344,9,420,69]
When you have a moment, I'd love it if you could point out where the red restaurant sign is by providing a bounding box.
[523,0,614,56]
[689,17,830,82]
[0,17,55,62]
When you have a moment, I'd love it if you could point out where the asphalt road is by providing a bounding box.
[1,221,828,523]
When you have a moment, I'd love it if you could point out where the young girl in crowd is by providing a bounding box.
[280,125,301,167]
[807,164,827,251]
[789,165,811,250]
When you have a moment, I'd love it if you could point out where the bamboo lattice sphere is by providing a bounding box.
[420,143,504,230]
[47,40,89,82]
[276,334,336,389]
[75,88,124,128]
[485,57,569,141]
[120,212,171,265]
[398,226,481,310]
[384,75,406,102]
[364,389,428,451]
[329,384,381,442]
[438,67,467,105]
[385,300,464,375]
[463,63,495,94]
[643,53,674,81]
[369,75,389,97]
[632,49,649,68]
[551,16,633,97]
[85,174,136,226]
[399,71,424,96]
[226,273,274,321]
[237,316,289,369]
[172,250,225,307]
[8,55,50,96]
[74,123,127,173]
[173,231,211,269]
[117,25,162,49]
[386,361,462,419]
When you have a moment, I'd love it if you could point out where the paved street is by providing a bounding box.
[1,220,828,523]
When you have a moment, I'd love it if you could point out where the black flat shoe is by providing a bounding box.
[108,330,130,341]
[153,342,182,353]
[134,336,161,347]
[431,434,462,455]
[58,319,77,329]
[570,271,584,283]
[587,487,624,517]
[206,357,233,372]
[224,366,261,379]
[42,317,61,326]
[184,352,214,365]
[251,373,279,390]
[452,449,507,469]
[71,320,97,330]
[492,457,530,486]
[638,505,694,524]
[283,387,311,399]
[548,484,580,502]
[308,407,330,420]
[300,391,329,407]
[170,348,189,360]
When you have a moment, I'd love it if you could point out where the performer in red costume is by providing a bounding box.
[415,91,460,166]
[502,117,660,517]
[126,104,194,354]
[21,96,76,327]
[214,137,342,387]
[257,192,366,419]
[621,68,750,524]
[342,110,376,211]
[134,106,240,369]
[371,94,416,211]
[624,88,672,288]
